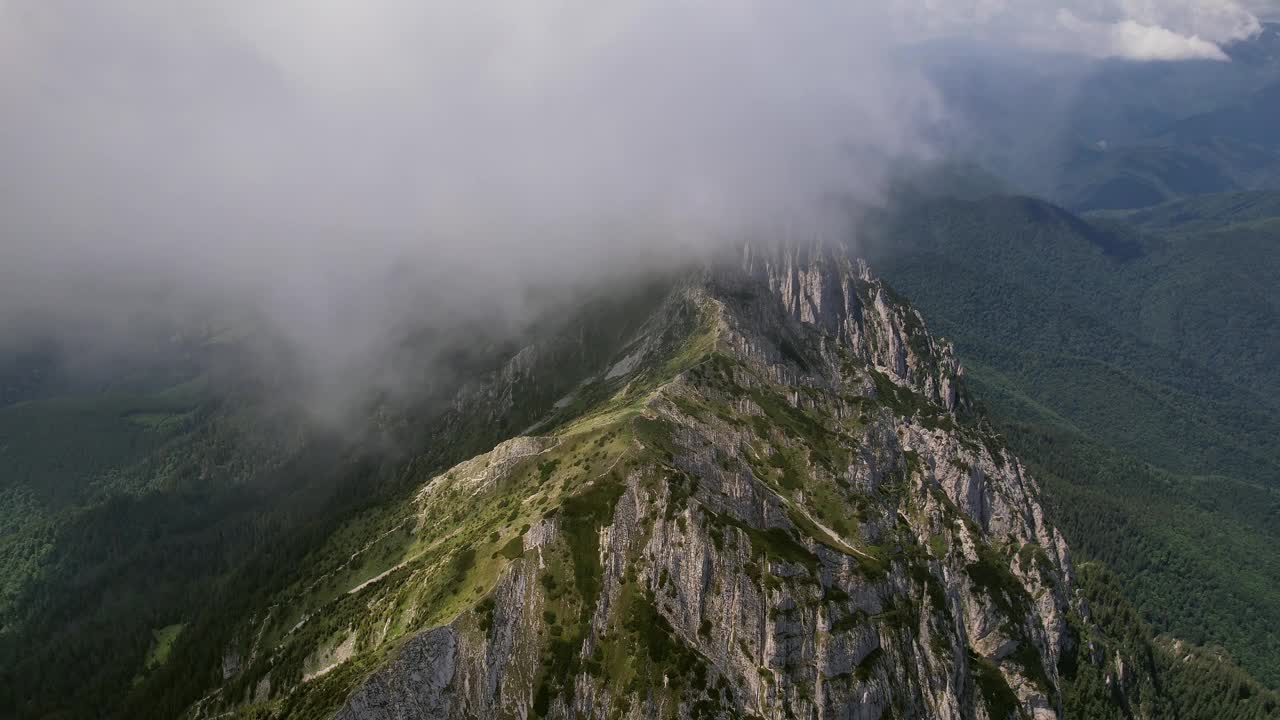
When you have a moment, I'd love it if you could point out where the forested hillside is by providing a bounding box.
[1063,562,1279,720]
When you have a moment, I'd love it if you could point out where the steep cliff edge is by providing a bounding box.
[197,245,1084,720]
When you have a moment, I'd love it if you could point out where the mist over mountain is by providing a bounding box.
[1,0,944,424]
[3,0,1275,418]
[2,2,1280,720]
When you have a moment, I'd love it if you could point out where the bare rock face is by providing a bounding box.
[732,243,964,412]
[334,629,457,720]
[214,245,1080,720]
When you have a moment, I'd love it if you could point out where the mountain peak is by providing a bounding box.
[189,250,1089,720]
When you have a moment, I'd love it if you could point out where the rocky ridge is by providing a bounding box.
[201,244,1086,720]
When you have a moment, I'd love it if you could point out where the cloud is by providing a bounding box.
[1058,10,1232,60]
[1116,0,1264,44]
[893,0,1263,60]
[1112,19,1231,60]
[0,0,941,419]
[0,0,1266,421]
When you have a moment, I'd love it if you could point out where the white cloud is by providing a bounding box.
[1116,0,1263,44]
[895,0,1264,60]
[0,0,942,417]
[1109,18,1232,60]
[0,0,1269,419]
[1057,9,1232,60]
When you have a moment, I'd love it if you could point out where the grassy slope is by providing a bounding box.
[156,290,717,720]
[866,191,1280,687]
[0,280,674,720]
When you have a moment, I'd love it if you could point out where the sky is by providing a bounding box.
[0,0,1269,418]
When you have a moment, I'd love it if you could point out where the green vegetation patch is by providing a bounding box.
[706,510,818,573]
[970,651,1023,720]
[965,541,1031,620]
[141,623,185,672]
[559,476,627,617]
[745,385,850,474]
[498,535,525,560]
[854,646,883,681]
[1009,640,1053,696]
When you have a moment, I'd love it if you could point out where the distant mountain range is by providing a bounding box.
[925,23,1280,211]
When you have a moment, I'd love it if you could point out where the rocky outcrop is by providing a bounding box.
[334,629,457,720]
[727,243,964,413]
